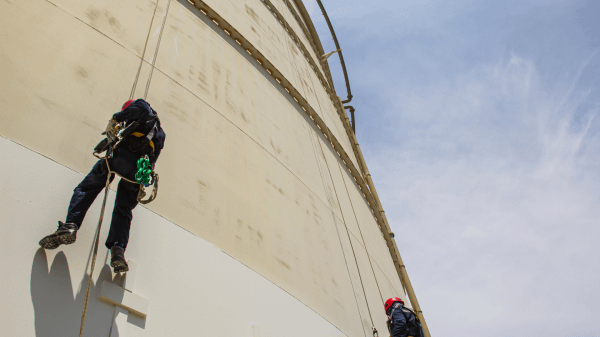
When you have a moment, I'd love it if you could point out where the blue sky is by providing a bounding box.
[305,0,600,336]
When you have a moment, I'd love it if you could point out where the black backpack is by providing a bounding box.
[120,107,159,159]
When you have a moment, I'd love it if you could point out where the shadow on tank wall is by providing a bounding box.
[29,248,145,336]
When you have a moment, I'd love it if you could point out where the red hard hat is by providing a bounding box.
[384,297,404,312]
[122,99,135,110]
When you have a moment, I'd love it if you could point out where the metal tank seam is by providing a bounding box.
[218,244,352,336]
[42,0,155,61]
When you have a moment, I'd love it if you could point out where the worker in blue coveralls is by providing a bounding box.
[384,297,424,337]
[39,99,166,273]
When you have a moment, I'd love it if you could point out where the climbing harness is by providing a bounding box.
[94,150,159,205]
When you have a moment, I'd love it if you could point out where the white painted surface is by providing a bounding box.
[99,281,150,318]
[110,307,129,337]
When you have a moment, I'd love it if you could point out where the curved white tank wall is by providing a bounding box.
[0,0,407,335]
[1,136,351,336]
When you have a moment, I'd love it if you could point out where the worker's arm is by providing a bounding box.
[390,308,408,337]
[102,119,120,142]
[149,128,165,165]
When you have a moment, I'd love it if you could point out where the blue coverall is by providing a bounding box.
[387,303,422,337]
[65,99,165,249]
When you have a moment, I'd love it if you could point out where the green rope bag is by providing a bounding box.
[135,156,153,186]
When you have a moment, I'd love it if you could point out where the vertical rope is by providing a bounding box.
[336,156,385,303]
[130,1,161,100]
[307,119,368,337]
[79,172,112,337]
[315,125,380,333]
[144,0,173,100]
[284,14,372,332]
[282,6,368,332]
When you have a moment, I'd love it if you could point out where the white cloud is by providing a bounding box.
[366,54,600,336]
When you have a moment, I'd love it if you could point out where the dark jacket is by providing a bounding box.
[112,99,166,164]
[387,303,422,337]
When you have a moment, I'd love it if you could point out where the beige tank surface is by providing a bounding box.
[0,0,428,336]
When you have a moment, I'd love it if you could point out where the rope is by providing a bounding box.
[315,126,380,335]
[336,150,385,302]
[306,115,367,337]
[285,22,369,335]
[130,2,161,100]
[95,153,158,203]
[79,168,112,337]
[319,123,385,335]
[144,0,173,100]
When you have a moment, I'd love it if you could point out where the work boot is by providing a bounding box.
[39,221,78,250]
[110,246,129,273]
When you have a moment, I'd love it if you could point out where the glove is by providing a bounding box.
[101,119,120,142]
[94,137,111,154]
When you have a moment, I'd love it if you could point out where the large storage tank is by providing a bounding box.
[0,0,426,335]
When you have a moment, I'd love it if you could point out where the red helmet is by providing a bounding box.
[122,99,135,110]
[384,297,404,312]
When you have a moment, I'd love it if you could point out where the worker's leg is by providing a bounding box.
[40,159,115,249]
[105,178,139,250]
[65,159,115,228]
[103,147,140,272]
[106,178,139,272]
